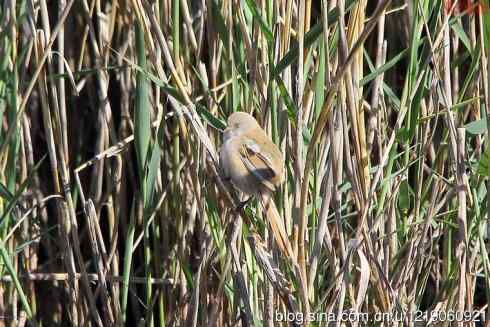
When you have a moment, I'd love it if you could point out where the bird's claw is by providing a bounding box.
[235,197,251,211]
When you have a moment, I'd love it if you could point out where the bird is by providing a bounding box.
[219,111,295,263]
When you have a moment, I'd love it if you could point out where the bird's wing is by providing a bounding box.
[239,139,277,192]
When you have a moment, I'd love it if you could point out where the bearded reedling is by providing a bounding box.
[219,111,295,262]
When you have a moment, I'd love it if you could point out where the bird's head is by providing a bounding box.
[225,112,259,136]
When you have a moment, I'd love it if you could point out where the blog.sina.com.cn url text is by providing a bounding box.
[274,309,485,324]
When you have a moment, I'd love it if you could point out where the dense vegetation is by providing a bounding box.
[0,0,489,325]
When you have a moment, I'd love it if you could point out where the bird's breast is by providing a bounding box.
[220,138,259,196]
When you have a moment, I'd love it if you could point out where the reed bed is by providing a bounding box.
[0,0,489,326]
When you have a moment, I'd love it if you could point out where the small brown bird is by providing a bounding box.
[219,111,295,262]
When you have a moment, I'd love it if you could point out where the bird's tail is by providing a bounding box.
[259,193,296,264]
[258,193,308,319]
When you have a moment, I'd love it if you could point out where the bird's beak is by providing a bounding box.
[223,127,234,140]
